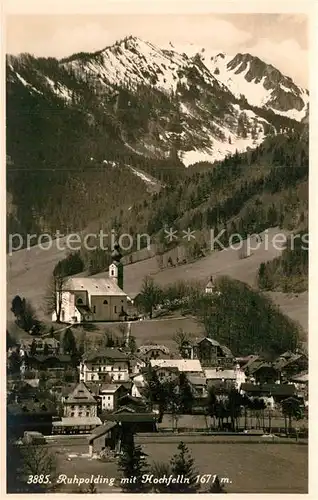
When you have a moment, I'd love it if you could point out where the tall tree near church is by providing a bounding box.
[138,276,162,319]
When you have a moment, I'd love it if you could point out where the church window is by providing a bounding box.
[77,298,83,305]
[111,269,114,276]
[114,306,117,313]
[93,306,96,313]
[103,300,108,305]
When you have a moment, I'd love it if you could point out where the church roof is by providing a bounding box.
[64,277,126,296]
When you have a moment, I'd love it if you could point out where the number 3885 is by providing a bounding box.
[27,475,51,484]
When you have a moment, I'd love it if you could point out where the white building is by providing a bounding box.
[79,348,130,383]
[131,373,148,398]
[99,384,127,411]
[52,250,127,324]
[52,276,128,324]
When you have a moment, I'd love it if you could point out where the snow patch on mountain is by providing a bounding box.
[129,166,158,187]
[14,71,43,95]
[44,76,72,101]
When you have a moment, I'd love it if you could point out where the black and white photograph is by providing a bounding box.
[5,4,310,494]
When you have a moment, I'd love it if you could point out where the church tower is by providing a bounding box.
[109,243,124,290]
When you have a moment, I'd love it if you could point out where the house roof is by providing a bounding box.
[220,345,234,357]
[27,354,71,363]
[137,345,170,355]
[240,383,296,396]
[99,384,125,394]
[198,337,220,347]
[104,411,157,423]
[273,353,306,371]
[64,277,126,296]
[188,375,207,386]
[205,369,236,380]
[197,338,233,358]
[83,348,129,362]
[150,359,202,372]
[252,363,279,373]
[118,395,148,406]
[88,421,118,442]
[53,416,102,427]
[64,382,97,404]
[61,383,78,397]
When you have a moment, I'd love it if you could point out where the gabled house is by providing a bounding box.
[195,338,234,367]
[273,352,308,380]
[248,363,280,385]
[63,382,98,418]
[205,276,216,294]
[80,348,130,383]
[25,354,72,372]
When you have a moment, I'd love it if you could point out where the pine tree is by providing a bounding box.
[118,442,150,492]
[169,442,200,493]
[62,328,77,355]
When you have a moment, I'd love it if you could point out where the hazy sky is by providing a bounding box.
[6,13,308,87]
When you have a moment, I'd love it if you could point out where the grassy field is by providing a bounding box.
[47,435,307,494]
[7,227,308,332]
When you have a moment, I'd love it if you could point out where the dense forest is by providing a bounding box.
[258,230,308,293]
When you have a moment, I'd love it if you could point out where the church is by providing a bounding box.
[52,245,128,324]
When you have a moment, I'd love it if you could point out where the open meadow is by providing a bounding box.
[47,435,307,494]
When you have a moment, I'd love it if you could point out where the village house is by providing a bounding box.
[273,351,308,381]
[79,348,130,383]
[149,358,203,377]
[52,382,102,434]
[191,337,234,367]
[23,338,60,355]
[52,247,127,324]
[88,406,158,456]
[98,384,128,412]
[25,354,72,373]
[240,383,297,405]
[205,365,246,390]
[248,363,280,385]
[205,276,216,294]
[63,382,98,418]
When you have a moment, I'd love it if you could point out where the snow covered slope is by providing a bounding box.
[6,36,308,168]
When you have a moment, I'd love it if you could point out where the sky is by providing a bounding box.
[6,13,308,87]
